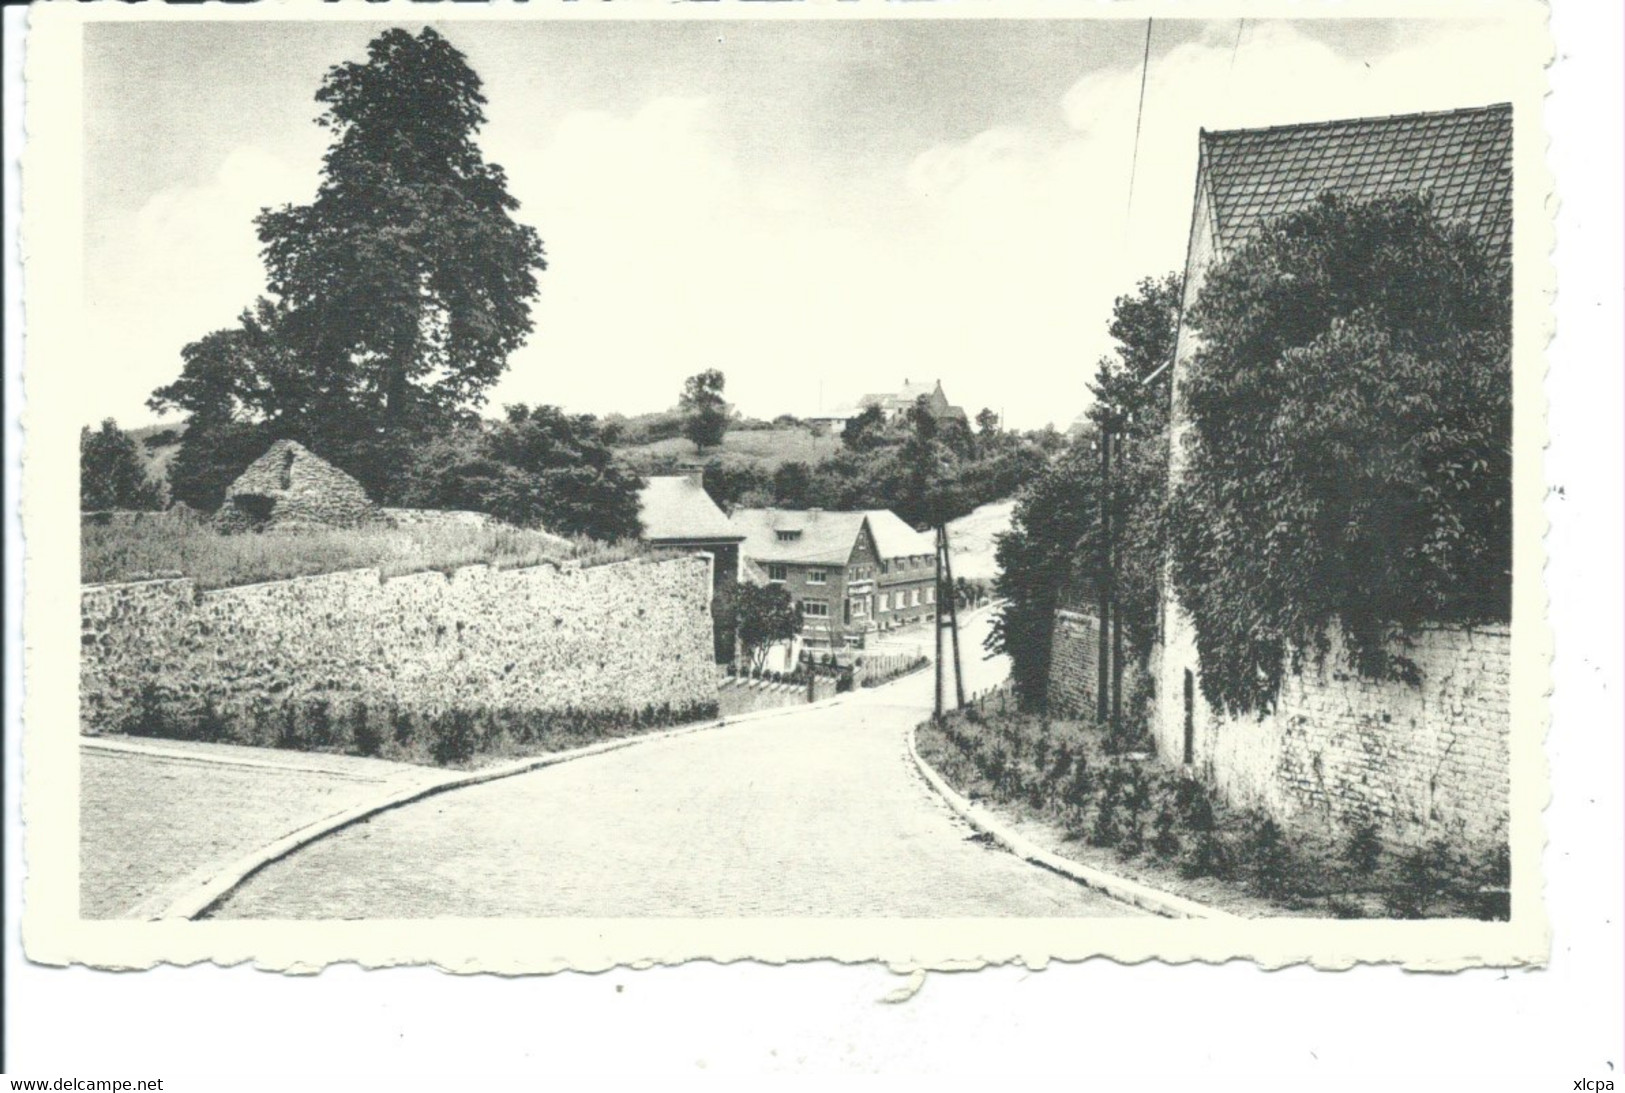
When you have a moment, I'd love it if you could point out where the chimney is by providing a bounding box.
[687,470,704,489]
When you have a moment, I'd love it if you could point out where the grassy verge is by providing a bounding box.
[116,686,719,770]
[916,699,1508,919]
[82,513,651,590]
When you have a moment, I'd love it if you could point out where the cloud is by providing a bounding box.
[83,145,317,425]
[84,20,1527,433]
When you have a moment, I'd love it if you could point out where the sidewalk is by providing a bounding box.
[81,737,456,918]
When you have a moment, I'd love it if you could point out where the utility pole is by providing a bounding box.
[1097,424,1112,724]
[934,524,966,717]
[941,524,966,711]
[1111,427,1125,735]
[934,528,945,720]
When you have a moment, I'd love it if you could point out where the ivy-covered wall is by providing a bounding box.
[1156,607,1510,853]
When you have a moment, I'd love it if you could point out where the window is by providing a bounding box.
[851,597,868,618]
[767,564,787,583]
[775,529,802,542]
[879,593,890,611]
[926,586,935,604]
[800,600,829,618]
[808,569,827,585]
[911,589,921,606]
[881,561,890,575]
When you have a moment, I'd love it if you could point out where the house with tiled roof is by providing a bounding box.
[1147,103,1514,852]
[637,473,744,594]
[733,507,937,652]
[856,379,969,427]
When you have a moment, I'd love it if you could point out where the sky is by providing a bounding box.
[81,16,1523,431]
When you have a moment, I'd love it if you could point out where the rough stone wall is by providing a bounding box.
[1153,616,1510,854]
[81,555,719,732]
[216,441,384,533]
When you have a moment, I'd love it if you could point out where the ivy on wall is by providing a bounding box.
[1170,193,1512,717]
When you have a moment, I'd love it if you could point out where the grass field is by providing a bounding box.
[614,426,843,472]
[82,514,649,591]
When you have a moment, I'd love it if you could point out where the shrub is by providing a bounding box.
[351,701,383,757]
[429,709,480,766]
[1247,816,1296,901]
[1343,821,1384,877]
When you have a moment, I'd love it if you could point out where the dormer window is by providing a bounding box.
[775,529,802,542]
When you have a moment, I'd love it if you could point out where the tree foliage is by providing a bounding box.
[679,369,730,452]
[81,419,164,511]
[736,582,802,672]
[397,404,645,540]
[1170,193,1511,716]
[151,27,546,502]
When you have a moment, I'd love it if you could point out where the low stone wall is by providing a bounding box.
[1154,612,1510,854]
[718,678,807,717]
[81,555,719,732]
[1049,608,1102,716]
[1048,607,1148,721]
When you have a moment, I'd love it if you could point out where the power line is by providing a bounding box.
[1124,18,1154,215]
[1230,18,1246,72]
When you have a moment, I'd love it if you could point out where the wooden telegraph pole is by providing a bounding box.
[934,524,966,718]
[1110,428,1125,734]
[1097,425,1112,723]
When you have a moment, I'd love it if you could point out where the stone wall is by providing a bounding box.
[381,508,505,532]
[1154,610,1510,854]
[81,555,719,732]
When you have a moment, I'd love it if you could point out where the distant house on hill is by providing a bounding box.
[807,378,970,435]
[215,440,385,533]
[732,507,937,654]
[637,473,744,595]
[857,378,968,426]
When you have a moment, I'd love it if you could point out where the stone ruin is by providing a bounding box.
[215,439,387,534]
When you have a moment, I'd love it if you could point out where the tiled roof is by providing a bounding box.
[1201,103,1512,260]
[731,507,935,567]
[638,476,742,543]
[732,508,869,566]
[863,509,936,560]
[859,379,943,412]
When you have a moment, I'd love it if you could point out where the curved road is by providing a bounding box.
[211,616,1140,919]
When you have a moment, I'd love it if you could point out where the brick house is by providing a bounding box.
[732,507,937,653]
[1150,103,1513,852]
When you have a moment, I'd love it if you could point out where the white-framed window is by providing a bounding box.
[926,586,935,604]
[767,564,787,583]
[800,600,829,618]
[879,592,890,611]
[911,589,921,606]
[851,597,868,618]
[808,569,827,585]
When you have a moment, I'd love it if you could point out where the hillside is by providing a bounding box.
[944,498,1015,582]
[613,426,843,473]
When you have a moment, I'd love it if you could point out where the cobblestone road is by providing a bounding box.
[213,613,1141,918]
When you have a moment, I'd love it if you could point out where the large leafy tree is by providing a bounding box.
[1170,192,1511,716]
[80,419,164,511]
[152,27,546,500]
[679,369,730,452]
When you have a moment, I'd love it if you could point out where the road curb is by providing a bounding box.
[905,722,1235,920]
[141,694,855,922]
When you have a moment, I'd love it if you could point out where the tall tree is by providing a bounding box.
[153,27,546,500]
[736,583,802,673]
[679,369,730,452]
[80,419,164,511]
